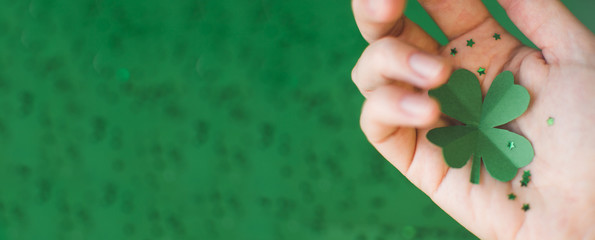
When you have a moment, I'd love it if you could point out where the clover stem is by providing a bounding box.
[470,154,481,184]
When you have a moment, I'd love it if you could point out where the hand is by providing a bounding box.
[350,0,595,238]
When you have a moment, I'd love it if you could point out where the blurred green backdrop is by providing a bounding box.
[0,0,593,239]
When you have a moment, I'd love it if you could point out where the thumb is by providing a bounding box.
[498,0,595,63]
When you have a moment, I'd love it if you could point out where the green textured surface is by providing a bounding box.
[0,0,593,239]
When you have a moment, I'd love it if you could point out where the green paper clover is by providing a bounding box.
[427,69,535,184]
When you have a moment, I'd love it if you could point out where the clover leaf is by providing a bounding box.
[427,69,535,184]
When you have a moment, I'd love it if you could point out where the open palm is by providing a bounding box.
[350,0,595,238]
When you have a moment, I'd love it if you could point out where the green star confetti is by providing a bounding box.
[493,33,501,40]
[478,67,486,76]
[522,203,530,211]
[508,193,516,200]
[427,69,534,184]
[467,39,475,47]
[507,141,515,150]
[547,117,555,126]
[450,48,458,56]
[520,170,531,187]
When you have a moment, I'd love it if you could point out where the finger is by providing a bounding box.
[417,0,492,40]
[352,0,441,51]
[498,0,595,63]
[360,85,440,145]
[352,37,451,97]
[352,0,406,42]
[360,87,456,194]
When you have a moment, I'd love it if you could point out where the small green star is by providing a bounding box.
[493,33,501,40]
[478,67,486,76]
[450,48,458,56]
[547,117,555,126]
[522,203,530,212]
[521,170,531,187]
[508,193,516,200]
[467,39,475,47]
[507,141,515,150]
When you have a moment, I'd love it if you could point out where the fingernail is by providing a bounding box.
[401,94,431,116]
[409,53,443,80]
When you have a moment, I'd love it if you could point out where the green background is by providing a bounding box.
[0,0,593,239]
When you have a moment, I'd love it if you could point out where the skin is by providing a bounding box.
[350,0,595,239]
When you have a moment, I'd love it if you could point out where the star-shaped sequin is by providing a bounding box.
[450,48,458,56]
[520,170,531,187]
[467,39,475,47]
[477,67,486,76]
[522,203,530,212]
[547,117,555,126]
[507,141,515,150]
[493,33,501,40]
[508,193,516,200]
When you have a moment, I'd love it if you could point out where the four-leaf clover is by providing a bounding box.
[427,69,535,184]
